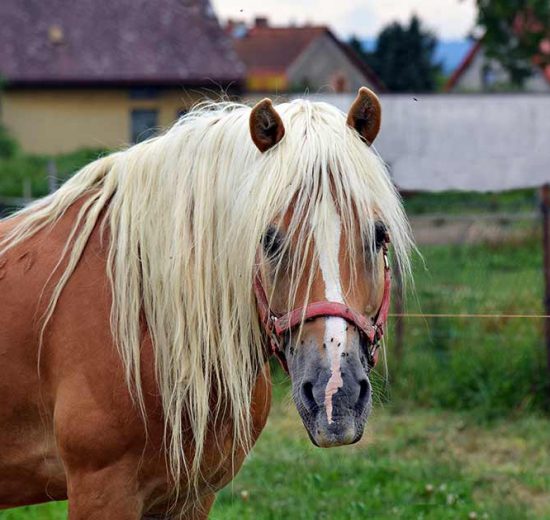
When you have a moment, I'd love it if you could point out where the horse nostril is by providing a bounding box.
[301,381,317,411]
[355,379,370,412]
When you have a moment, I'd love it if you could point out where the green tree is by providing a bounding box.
[349,35,368,61]
[0,124,18,159]
[351,16,441,92]
[475,0,550,86]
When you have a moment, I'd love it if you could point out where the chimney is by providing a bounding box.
[254,16,268,28]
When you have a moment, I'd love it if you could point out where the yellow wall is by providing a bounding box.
[246,73,287,93]
[1,88,203,154]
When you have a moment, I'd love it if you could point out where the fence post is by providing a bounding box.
[541,184,550,405]
[47,158,58,194]
[392,255,404,362]
[22,177,32,201]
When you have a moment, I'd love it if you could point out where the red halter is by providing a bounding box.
[253,242,392,373]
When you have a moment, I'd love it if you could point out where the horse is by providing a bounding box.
[0,87,412,519]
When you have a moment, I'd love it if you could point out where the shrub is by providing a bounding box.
[0,147,108,198]
[0,123,18,159]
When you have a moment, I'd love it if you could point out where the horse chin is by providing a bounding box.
[300,406,370,448]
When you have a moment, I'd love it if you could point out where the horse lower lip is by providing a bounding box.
[314,427,357,447]
[300,410,362,447]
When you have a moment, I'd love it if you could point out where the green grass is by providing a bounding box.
[387,234,548,418]
[211,400,550,520]
[0,506,65,520]
[3,393,549,519]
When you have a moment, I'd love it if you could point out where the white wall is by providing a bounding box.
[288,93,550,192]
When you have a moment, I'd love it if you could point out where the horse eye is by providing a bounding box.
[262,226,284,259]
[374,221,387,250]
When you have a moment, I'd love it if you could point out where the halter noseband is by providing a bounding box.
[253,240,391,373]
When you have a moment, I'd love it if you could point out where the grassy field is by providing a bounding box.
[388,233,548,418]
[2,384,549,520]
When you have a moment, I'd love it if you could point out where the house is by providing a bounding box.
[446,39,550,92]
[0,0,245,154]
[228,18,383,94]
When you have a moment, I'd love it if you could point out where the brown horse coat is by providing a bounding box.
[0,201,271,519]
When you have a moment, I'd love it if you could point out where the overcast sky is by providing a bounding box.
[211,0,477,40]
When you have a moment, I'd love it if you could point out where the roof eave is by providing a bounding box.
[444,39,483,92]
[2,77,245,91]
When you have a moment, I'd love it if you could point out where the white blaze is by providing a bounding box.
[314,199,347,424]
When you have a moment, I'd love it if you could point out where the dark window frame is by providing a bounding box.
[130,109,159,143]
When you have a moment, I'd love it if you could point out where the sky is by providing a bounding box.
[211,0,477,40]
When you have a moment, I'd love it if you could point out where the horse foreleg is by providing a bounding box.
[66,460,144,520]
[180,494,216,520]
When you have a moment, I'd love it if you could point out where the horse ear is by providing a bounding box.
[346,87,381,145]
[249,98,285,152]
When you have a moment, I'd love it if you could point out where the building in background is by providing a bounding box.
[0,0,244,154]
[446,39,550,92]
[228,17,383,94]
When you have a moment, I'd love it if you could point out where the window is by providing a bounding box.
[131,109,158,143]
[332,73,348,93]
[481,63,496,90]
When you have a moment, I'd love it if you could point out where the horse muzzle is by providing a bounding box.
[287,325,372,448]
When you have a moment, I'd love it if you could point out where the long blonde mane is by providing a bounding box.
[0,99,413,492]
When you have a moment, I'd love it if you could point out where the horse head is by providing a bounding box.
[251,88,391,447]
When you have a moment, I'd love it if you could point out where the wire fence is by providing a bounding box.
[384,197,548,416]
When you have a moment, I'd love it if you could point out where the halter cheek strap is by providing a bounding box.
[254,244,392,374]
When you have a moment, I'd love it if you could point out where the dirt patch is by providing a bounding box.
[410,213,539,245]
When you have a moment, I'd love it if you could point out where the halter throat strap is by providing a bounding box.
[254,245,391,373]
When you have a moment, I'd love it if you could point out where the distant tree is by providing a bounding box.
[351,16,441,92]
[349,35,368,61]
[475,0,550,86]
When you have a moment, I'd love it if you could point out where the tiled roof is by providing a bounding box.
[0,0,245,87]
[233,26,327,74]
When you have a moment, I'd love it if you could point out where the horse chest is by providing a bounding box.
[0,409,66,507]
